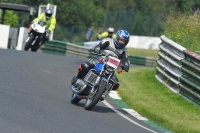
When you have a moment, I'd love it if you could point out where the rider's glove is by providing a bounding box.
[46,30,50,38]
[120,61,130,72]
[123,62,130,72]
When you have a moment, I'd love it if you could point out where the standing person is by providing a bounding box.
[71,30,130,96]
[97,27,116,40]
[26,8,56,51]
[96,29,102,40]
[86,27,93,42]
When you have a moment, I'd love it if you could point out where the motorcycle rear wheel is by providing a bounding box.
[71,93,81,104]
[24,35,35,51]
[84,81,106,110]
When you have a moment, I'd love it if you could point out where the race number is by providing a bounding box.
[107,57,120,69]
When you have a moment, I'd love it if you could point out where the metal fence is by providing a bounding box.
[156,35,200,105]
[39,40,157,67]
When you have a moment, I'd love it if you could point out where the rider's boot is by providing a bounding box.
[71,76,78,85]
[71,63,89,86]
[112,83,119,91]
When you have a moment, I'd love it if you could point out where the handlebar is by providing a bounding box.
[92,52,105,56]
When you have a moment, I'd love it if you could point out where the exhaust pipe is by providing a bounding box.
[69,84,87,94]
[76,95,88,99]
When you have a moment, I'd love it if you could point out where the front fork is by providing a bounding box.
[90,76,101,93]
[31,36,38,45]
[90,72,114,98]
[26,33,32,42]
[26,32,39,46]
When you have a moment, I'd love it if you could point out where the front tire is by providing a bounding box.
[31,38,43,52]
[84,81,107,110]
[24,35,35,51]
[71,93,81,104]
[31,45,40,52]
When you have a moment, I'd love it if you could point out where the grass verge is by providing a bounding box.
[127,48,159,58]
[117,67,200,133]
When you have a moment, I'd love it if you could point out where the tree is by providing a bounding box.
[54,0,104,27]
[0,10,19,26]
[3,0,200,37]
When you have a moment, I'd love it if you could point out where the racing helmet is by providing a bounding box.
[107,27,115,34]
[114,30,130,49]
[45,9,53,19]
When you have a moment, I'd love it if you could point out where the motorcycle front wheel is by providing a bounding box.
[31,38,42,52]
[71,93,81,104]
[24,35,35,51]
[84,81,107,110]
[31,45,40,52]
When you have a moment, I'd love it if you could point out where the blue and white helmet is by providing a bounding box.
[114,30,130,49]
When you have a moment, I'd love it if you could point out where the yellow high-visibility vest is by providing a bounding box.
[33,13,56,32]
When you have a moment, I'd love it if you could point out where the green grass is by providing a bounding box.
[117,68,200,133]
[127,48,159,58]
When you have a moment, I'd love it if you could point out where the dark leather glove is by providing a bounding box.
[120,60,130,72]
[123,61,130,72]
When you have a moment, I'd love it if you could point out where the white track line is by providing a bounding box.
[102,100,158,133]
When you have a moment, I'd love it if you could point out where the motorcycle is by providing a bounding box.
[24,21,46,52]
[69,47,123,110]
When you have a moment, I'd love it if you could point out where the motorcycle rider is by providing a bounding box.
[30,8,56,51]
[71,30,130,95]
[97,27,116,40]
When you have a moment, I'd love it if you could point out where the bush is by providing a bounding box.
[162,11,200,52]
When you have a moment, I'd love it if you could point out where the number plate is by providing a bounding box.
[107,57,120,69]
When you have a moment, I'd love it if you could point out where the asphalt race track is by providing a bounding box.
[0,49,163,133]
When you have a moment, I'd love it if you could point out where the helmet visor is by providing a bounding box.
[118,39,126,45]
[45,12,52,19]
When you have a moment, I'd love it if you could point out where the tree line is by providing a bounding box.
[1,0,200,39]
